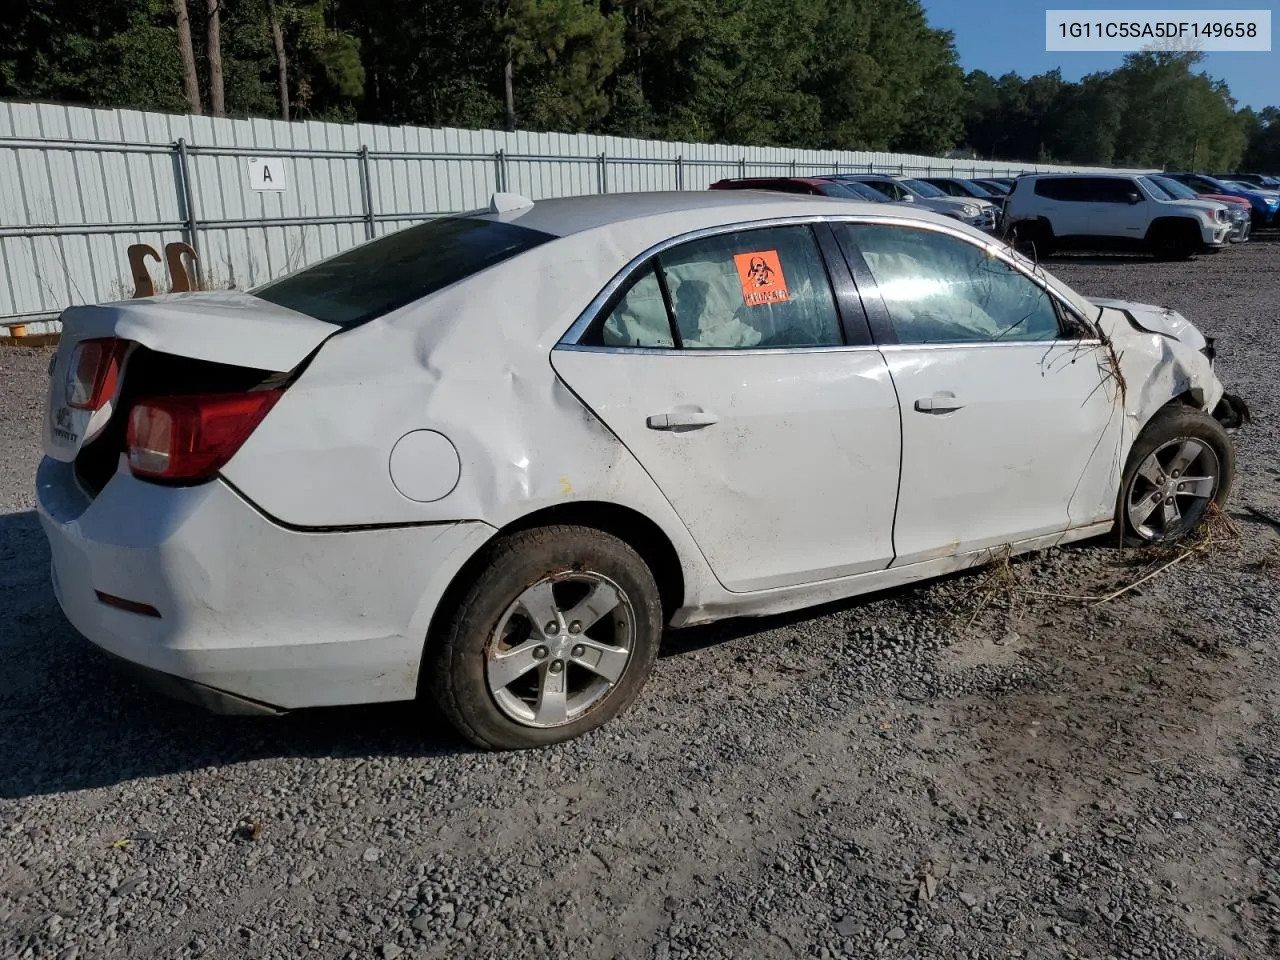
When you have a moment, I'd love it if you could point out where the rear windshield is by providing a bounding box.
[252,216,556,327]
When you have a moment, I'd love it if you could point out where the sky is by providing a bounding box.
[922,0,1279,110]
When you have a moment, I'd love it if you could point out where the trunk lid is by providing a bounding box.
[44,292,338,463]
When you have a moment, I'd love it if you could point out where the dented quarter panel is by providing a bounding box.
[220,227,722,610]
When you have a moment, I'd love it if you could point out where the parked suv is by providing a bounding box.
[1002,173,1233,259]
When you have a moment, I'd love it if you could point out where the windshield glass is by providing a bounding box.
[977,180,1010,195]
[815,181,862,199]
[855,179,900,199]
[827,179,886,201]
[253,216,556,327]
[1148,176,1197,200]
[959,180,996,197]
[1196,175,1234,192]
[901,178,946,198]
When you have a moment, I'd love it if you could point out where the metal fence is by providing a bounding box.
[0,100,1155,332]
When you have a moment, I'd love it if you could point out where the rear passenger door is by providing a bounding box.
[552,222,903,593]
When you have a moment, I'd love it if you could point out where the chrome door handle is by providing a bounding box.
[647,411,719,430]
[914,394,965,413]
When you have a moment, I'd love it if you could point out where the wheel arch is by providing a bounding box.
[420,500,687,689]
[1145,215,1200,242]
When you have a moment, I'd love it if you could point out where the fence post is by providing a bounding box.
[675,155,684,191]
[494,149,508,192]
[598,153,608,194]
[174,138,204,287]
[834,161,841,176]
[740,157,747,178]
[358,145,376,240]
[790,159,796,177]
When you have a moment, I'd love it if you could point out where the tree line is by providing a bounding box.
[2,1,1277,172]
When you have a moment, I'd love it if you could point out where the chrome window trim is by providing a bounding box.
[556,213,1102,350]
[877,339,1103,352]
[555,343,885,358]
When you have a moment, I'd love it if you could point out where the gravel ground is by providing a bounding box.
[3,239,1280,960]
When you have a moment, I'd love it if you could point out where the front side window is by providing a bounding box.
[1095,178,1141,203]
[585,225,844,351]
[837,223,1063,344]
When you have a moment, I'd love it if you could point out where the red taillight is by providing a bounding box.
[66,338,126,411]
[126,390,283,482]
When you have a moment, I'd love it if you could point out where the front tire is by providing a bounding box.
[1149,222,1195,261]
[1116,405,1235,547]
[427,525,663,750]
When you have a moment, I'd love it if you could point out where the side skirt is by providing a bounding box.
[669,521,1114,628]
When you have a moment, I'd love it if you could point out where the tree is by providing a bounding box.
[173,0,202,113]
[492,0,624,132]
[265,0,288,118]
[206,0,226,116]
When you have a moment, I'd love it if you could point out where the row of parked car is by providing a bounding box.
[708,170,1280,261]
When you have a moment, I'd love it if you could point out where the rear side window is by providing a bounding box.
[1034,178,1087,201]
[1036,176,1139,203]
[587,224,844,350]
[664,227,842,349]
[252,217,555,327]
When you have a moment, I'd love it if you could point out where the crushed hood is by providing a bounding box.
[1086,296,1207,352]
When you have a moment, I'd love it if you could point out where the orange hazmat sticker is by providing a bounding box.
[733,250,789,306]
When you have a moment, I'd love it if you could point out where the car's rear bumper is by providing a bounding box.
[37,457,496,712]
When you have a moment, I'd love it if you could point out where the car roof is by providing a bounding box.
[469,189,912,238]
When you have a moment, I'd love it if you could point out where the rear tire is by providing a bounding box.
[426,525,663,750]
[1006,218,1055,257]
[1115,405,1234,548]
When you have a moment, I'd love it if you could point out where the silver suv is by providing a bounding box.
[1002,174,1233,260]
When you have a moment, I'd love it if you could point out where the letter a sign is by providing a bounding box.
[248,157,288,191]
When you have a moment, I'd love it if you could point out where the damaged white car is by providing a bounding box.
[36,191,1248,749]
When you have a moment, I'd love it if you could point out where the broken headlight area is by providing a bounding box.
[1213,392,1250,430]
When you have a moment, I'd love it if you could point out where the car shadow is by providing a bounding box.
[0,506,1117,800]
[0,509,478,800]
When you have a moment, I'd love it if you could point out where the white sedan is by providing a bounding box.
[37,190,1247,749]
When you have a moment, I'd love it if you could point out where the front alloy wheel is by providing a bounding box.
[1117,405,1235,547]
[1125,438,1219,541]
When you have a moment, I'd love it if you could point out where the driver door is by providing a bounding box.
[832,220,1123,565]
